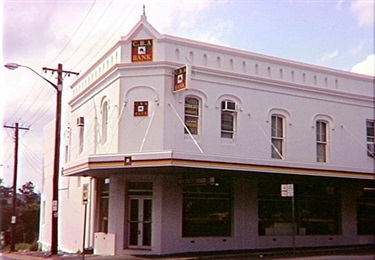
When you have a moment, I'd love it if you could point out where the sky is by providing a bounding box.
[1,0,374,191]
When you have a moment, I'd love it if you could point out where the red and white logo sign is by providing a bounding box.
[132,39,153,62]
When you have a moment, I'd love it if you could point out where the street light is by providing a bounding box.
[4,63,59,91]
[4,62,63,255]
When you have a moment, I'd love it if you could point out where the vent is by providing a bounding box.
[77,117,84,126]
[222,100,236,112]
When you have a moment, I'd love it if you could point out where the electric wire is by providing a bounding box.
[4,0,97,126]
[4,76,43,124]
[61,1,114,65]
[20,139,43,165]
[68,1,139,74]
[4,1,144,186]
[50,0,98,65]
[20,141,43,174]
[25,91,55,128]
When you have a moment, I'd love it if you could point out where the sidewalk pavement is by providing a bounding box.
[1,245,374,260]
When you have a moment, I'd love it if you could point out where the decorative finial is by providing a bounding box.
[143,5,146,16]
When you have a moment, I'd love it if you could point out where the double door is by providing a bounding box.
[128,197,152,248]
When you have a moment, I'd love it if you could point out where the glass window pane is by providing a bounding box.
[272,116,283,138]
[185,97,199,135]
[182,177,232,237]
[357,188,375,235]
[272,139,282,159]
[316,121,327,142]
[258,181,340,236]
[367,121,374,141]
[130,199,139,221]
[317,143,326,162]
[221,114,234,131]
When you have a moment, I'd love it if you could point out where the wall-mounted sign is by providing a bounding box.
[124,156,132,165]
[178,177,218,187]
[173,65,189,92]
[132,39,153,62]
[134,101,149,117]
[281,184,294,197]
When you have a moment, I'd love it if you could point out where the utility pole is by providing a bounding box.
[42,64,79,255]
[3,123,29,252]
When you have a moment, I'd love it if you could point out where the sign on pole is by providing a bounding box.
[281,184,294,197]
[82,184,89,205]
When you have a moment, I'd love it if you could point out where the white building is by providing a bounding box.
[39,14,374,256]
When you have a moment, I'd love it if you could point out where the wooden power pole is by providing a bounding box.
[3,123,29,252]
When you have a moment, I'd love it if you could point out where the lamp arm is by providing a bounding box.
[22,65,59,91]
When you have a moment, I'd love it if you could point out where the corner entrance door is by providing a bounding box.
[129,198,152,248]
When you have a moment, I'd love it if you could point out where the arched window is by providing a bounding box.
[101,100,109,143]
[221,100,237,139]
[184,97,200,135]
[316,120,328,162]
[271,115,284,159]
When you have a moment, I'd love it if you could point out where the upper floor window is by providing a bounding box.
[366,120,375,157]
[316,120,328,162]
[271,115,284,159]
[221,100,237,139]
[76,116,85,154]
[184,97,200,135]
[101,100,109,144]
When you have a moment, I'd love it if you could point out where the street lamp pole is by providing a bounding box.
[4,63,79,255]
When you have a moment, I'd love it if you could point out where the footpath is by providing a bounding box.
[1,245,374,260]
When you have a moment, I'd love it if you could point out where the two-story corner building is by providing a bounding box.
[39,14,374,256]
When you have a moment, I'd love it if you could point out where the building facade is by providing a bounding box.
[39,15,375,256]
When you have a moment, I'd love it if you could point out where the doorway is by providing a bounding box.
[127,182,153,248]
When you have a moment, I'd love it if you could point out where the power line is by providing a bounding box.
[71,1,139,72]
[52,0,98,65]
[61,0,116,68]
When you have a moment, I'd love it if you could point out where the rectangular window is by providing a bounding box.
[357,187,375,235]
[366,120,374,157]
[271,115,284,159]
[101,101,108,144]
[316,121,327,162]
[184,97,199,135]
[258,180,340,236]
[79,125,84,154]
[65,145,69,163]
[221,100,236,139]
[182,177,232,237]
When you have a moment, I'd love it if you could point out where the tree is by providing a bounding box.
[0,179,41,246]
[18,181,40,204]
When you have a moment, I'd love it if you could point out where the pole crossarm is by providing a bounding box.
[42,66,79,91]
[4,124,30,131]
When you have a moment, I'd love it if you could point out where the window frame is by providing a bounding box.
[316,120,328,162]
[366,120,374,157]
[221,100,237,139]
[101,100,109,144]
[271,115,285,159]
[258,180,341,236]
[79,124,84,154]
[184,96,200,136]
[182,177,232,237]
